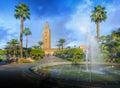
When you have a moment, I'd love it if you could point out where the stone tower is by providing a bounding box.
[42,22,51,50]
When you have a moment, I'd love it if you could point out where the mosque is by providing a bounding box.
[42,22,86,55]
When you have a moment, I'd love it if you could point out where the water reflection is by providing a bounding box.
[38,65,120,83]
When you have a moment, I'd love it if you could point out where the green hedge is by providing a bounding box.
[55,48,85,62]
[30,49,45,60]
[115,58,120,63]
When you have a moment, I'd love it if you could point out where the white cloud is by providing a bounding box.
[0,14,20,49]
[65,0,94,47]
[0,40,7,49]
[66,40,85,48]
[100,3,120,35]
[66,0,94,33]
[84,0,92,6]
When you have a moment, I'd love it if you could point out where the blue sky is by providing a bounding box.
[0,0,120,49]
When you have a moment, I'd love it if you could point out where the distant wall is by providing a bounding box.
[43,46,86,55]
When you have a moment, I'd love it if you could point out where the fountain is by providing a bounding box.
[30,32,120,88]
[85,31,104,82]
[85,30,103,63]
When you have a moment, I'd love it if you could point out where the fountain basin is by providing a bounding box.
[31,62,120,86]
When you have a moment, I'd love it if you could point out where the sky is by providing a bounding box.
[0,0,120,49]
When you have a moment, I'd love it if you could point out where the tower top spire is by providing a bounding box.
[43,22,50,32]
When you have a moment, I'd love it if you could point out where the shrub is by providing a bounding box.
[0,50,6,55]
[115,58,120,63]
[55,48,85,62]
[30,49,45,60]
[0,55,6,61]
[0,58,3,62]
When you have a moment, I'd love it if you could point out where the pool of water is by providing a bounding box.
[36,64,120,84]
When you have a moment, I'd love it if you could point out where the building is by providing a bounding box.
[42,22,57,55]
[79,45,86,52]
[42,22,86,55]
[42,22,51,50]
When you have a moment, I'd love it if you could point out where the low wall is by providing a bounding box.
[30,61,120,73]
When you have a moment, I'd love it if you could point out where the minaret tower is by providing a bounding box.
[42,22,51,50]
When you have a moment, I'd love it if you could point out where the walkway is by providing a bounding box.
[0,56,68,88]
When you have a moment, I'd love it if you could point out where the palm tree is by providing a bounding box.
[91,5,107,41]
[23,27,31,57]
[58,38,66,49]
[38,41,43,49]
[7,39,19,57]
[32,46,39,49]
[56,43,62,50]
[14,3,30,58]
[5,44,12,55]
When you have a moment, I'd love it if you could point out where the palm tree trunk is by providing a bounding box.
[26,35,28,58]
[59,46,60,50]
[62,43,63,49]
[14,50,16,57]
[96,20,100,41]
[40,46,41,49]
[13,45,16,57]
[20,16,24,58]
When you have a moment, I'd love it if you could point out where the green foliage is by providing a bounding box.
[32,46,39,49]
[0,55,6,62]
[91,5,107,23]
[14,3,30,19]
[58,38,66,49]
[56,43,62,49]
[30,49,45,60]
[100,28,120,63]
[55,48,85,62]
[0,50,6,55]
[23,28,31,36]
[116,58,120,63]
[5,39,19,57]
[38,41,43,49]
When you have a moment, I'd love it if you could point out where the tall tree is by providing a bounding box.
[56,43,62,50]
[100,28,120,60]
[32,46,39,49]
[91,5,107,41]
[7,39,19,57]
[38,41,43,49]
[14,3,30,58]
[58,38,66,49]
[23,27,31,57]
[5,45,11,55]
